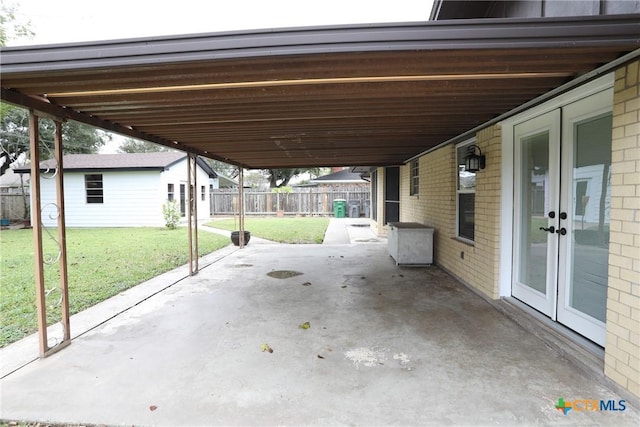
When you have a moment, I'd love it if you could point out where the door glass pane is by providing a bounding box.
[569,114,611,322]
[518,131,549,294]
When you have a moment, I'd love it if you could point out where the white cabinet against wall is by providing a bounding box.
[388,222,434,266]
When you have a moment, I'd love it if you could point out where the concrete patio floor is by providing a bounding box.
[1,237,638,425]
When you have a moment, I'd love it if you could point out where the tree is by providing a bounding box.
[118,138,171,153]
[0,0,34,47]
[202,158,239,179]
[0,105,111,175]
[0,9,109,175]
[263,167,329,188]
[264,168,302,188]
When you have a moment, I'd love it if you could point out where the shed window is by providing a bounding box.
[410,159,419,196]
[201,185,206,201]
[167,183,175,201]
[456,141,476,241]
[85,174,103,204]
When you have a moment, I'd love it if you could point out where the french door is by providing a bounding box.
[512,90,612,346]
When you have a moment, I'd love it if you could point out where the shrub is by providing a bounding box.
[272,186,293,193]
[162,200,181,229]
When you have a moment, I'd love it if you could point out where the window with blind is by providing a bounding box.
[85,174,104,204]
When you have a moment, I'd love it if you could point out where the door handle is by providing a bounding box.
[539,226,556,233]
[556,227,567,235]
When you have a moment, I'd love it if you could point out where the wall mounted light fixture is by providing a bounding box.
[464,144,486,173]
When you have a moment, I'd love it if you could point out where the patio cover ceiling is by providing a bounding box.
[1,15,639,169]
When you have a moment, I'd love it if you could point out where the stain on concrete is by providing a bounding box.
[267,270,303,279]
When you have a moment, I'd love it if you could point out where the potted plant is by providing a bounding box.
[231,230,251,246]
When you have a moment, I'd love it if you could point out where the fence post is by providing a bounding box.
[323,190,328,214]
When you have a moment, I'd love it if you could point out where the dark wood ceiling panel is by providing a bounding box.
[0,48,617,96]
[2,15,639,168]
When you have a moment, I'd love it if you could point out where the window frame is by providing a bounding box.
[456,139,476,243]
[409,159,419,196]
[84,174,104,204]
[167,183,175,201]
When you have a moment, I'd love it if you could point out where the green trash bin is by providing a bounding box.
[333,199,346,218]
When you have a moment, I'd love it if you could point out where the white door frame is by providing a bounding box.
[499,73,614,298]
[556,89,612,346]
[499,74,614,345]
[511,110,560,319]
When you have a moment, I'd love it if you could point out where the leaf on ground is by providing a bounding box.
[149,405,158,411]
[301,281,312,286]
[260,343,274,353]
[298,321,311,330]
[317,354,325,359]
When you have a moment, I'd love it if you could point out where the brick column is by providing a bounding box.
[605,59,640,398]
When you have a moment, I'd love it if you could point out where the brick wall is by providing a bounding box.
[377,61,639,399]
[398,127,502,299]
[605,59,640,398]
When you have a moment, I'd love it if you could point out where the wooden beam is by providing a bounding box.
[0,88,246,169]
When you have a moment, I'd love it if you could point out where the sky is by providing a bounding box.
[11,0,434,46]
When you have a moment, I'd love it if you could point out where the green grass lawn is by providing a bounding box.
[530,217,549,243]
[0,227,229,347]
[206,217,330,244]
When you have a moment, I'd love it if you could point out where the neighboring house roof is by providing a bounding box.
[310,169,368,184]
[194,157,218,179]
[216,173,238,188]
[14,152,219,178]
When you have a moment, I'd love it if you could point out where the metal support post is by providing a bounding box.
[54,121,71,344]
[29,111,71,357]
[187,153,199,275]
[238,168,245,248]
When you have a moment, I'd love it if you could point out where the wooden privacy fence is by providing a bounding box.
[0,194,29,220]
[211,189,370,216]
